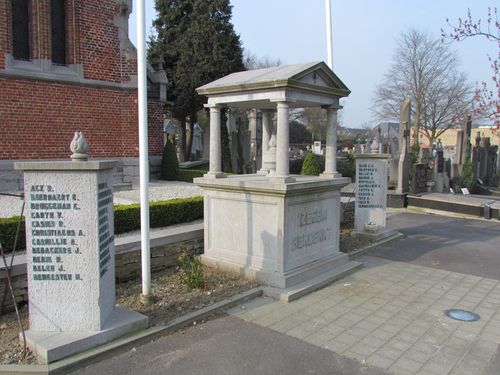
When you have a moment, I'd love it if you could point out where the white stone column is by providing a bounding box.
[274,102,294,182]
[259,110,273,174]
[206,104,225,178]
[248,109,258,173]
[321,105,341,178]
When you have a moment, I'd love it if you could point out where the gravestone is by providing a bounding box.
[354,154,396,239]
[461,115,472,166]
[396,99,410,194]
[15,136,147,364]
[411,163,429,194]
[472,134,498,186]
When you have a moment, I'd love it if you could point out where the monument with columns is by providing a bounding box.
[195,62,361,301]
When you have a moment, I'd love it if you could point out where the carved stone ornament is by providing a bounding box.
[70,131,89,161]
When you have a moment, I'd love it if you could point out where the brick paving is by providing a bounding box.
[228,255,500,375]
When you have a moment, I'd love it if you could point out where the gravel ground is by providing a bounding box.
[0,180,204,218]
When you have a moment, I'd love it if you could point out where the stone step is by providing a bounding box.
[407,193,499,219]
[264,260,363,303]
[113,183,132,192]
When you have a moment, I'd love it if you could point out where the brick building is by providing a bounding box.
[0,0,167,191]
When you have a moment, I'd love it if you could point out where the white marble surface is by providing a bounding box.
[22,167,116,331]
[354,156,389,233]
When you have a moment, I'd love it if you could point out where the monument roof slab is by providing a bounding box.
[197,62,350,109]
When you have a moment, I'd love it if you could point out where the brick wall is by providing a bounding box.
[0,0,166,161]
[0,79,164,159]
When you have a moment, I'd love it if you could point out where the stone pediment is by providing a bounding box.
[197,61,350,99]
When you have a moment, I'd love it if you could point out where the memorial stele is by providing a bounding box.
[354,153,398,240]
[195,62,361,301]
[15,133,148,364]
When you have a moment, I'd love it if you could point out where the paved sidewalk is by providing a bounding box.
[228,256,500,375]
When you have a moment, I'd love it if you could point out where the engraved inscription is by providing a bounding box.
[97,182,113,278]
[29,184,82,282]
[357,163,383,209]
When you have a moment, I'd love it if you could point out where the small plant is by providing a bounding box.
[301,151,321,176]
[160,140,179,181]
[178,251,204,289]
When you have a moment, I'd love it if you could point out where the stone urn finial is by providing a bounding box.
[70,131,89,161]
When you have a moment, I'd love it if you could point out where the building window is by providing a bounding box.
[51,0,66,65]
[11,0,31,61]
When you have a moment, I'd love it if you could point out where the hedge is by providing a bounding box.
[0,216,26,253]
[114,196,204,234]
[176,169,206,183]
[0,196,204,252]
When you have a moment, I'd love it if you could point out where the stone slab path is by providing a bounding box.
[228,255,500,375]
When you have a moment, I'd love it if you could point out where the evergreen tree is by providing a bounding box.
[160,140,179,181]
[301,152,321,176]
[149,0,245,160]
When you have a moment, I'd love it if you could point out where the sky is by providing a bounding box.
[129,0,497,128]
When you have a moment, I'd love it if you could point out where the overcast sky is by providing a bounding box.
[129,0,497,128]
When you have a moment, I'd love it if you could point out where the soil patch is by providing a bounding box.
[0,266,257,365]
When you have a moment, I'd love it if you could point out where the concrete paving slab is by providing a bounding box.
[232,255,500,375]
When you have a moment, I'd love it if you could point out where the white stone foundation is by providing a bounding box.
[196,175,361,294]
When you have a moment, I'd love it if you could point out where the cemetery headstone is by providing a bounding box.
[411,163,428,194]
[396,99,410,194]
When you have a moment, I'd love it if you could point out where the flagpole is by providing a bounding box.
[325,0,334,69]
[136,0,151,301]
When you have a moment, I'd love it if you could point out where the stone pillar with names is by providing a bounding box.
[354,154,395,238]
[15,160,148,364]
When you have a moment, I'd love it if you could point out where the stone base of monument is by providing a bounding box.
[23,306,148,364]
[195,175,361,299]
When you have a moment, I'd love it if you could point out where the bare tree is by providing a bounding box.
[243,50,283,70]
[372,29,473,146]
[441,8,499,128]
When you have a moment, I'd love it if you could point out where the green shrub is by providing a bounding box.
[178,250,204,289]
[338,157,356,179]
[177,169,206,182]
[301,152,321,176]
[160,140,179,181]
[0,216,25,253]
[114,196,204,234]
[461,158,474,189]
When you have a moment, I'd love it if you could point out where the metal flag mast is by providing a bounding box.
[325,0,334,69]
[136,0,151,301]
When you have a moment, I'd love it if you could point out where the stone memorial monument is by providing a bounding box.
[396,100,410,194]
[15,133,147,364]
[354,154,397,239]
[195,62,361,301]
[433,139,449,193]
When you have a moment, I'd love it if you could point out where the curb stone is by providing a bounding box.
[0,288,263,375]
[346,232,404,259]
